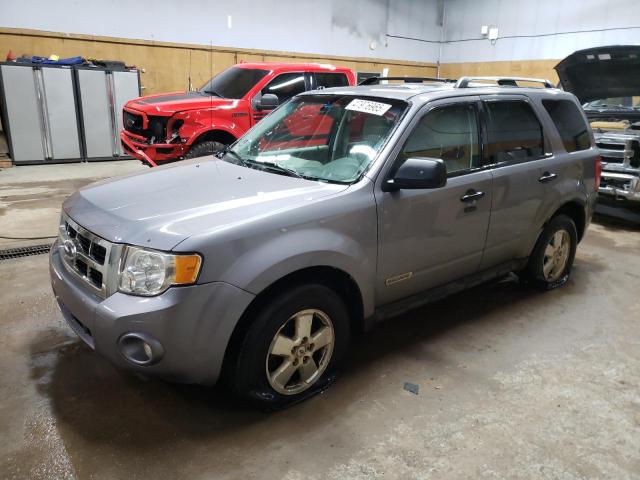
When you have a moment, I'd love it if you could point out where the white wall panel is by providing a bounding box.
[0,0,442,63]
[441,0,640,62]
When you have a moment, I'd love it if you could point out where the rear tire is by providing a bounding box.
[523,214,577,290]
[184,140,224,159]
[230,284,350,409]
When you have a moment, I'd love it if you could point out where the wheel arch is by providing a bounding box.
[220,265,365,380]
[551,200,587,241]
[189,128,237,148]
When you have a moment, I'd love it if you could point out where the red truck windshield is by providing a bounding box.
[200,66,269,99]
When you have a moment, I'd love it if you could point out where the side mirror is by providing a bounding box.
[382,157,447,192]
[254,93,279,111]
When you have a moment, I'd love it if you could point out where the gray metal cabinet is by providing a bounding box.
[112,71,141,156]
[0,63,81,164]
[0,62,140,164]
[76,68,140,160]
[76,69,113,159]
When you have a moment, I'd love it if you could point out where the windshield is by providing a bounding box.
[584,96,640,110]
[199,66,269,99]
[225,95,407,183]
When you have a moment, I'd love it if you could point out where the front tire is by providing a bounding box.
[524,214,577,290]
[231,284,350,408]
[184,140,225,159]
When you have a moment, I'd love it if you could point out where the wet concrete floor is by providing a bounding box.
[0,162,639,479]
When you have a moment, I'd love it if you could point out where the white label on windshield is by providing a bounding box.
[345,99,392,116]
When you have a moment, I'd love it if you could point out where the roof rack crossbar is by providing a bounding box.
[359,76,456,86]
[455,76,555,89]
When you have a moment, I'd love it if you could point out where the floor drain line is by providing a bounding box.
[0,244,53,260]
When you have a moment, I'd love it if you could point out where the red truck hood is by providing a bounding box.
[126,91,241,114]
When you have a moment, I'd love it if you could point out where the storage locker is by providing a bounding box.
[75,67,140,160]
[0,63,81,164]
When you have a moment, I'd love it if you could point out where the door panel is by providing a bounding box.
[112,71,140,156]
[41,67,81,160]
[479,96,550,269]
[376,99,491,305]
[77,69,113,158]
[480,159,547,268]
[0,64,46,163]
[377,171,493,304]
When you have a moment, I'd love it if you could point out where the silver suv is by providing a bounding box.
[50,76,600,407]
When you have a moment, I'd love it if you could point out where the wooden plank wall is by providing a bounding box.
[439,59,560,84]
[0,28,438,95]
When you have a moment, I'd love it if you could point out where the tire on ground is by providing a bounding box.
[229,284,351,408]
[523,214,578,290]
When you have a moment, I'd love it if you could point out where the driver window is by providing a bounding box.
[261,73,306,105]
[399,103,480,174]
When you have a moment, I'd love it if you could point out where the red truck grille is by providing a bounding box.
[123,111,144,136]
[123,111,169,144]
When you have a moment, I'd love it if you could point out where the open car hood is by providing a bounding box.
[555,45,640,103]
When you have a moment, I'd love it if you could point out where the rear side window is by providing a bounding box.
[542,99,591,152]
[485,100,544,163]
[315,72,349,89]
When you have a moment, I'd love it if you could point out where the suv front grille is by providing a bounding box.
[65,222,106,265]
[58,214,116,298]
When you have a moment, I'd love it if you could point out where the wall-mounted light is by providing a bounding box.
[481,25,499,45]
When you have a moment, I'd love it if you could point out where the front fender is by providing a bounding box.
[218,229,376,318]
[168,109,241,145]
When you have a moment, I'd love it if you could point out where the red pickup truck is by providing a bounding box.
[121,62,356,165]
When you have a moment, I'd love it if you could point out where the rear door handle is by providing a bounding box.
[460,189,485,202]
[539,172,558,183]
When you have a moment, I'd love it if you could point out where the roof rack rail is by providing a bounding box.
[359,76,456,86]
[455,76,555,89]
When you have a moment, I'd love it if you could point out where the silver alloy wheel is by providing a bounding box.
[265,309,335,395]
[542,229,571,282]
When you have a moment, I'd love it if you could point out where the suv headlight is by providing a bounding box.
[118,246,202,296]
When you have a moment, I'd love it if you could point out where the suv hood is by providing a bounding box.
[555,45,640,103]
[63,159,348,251]
[127,92,241,114]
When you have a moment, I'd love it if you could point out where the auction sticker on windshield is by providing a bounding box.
[345,99,392,116]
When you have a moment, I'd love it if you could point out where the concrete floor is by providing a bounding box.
[1,162,639,479]
[0,161,145,248]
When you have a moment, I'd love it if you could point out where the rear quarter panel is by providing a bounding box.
[521,93,598,255]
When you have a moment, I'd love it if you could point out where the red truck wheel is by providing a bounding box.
[184,141,225,159]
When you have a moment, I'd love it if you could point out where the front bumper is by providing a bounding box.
[49,244,255,385]
[120,131,187,164]
[598,172,640,203]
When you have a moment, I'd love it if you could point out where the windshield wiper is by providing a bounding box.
[247,160,305,179]
[217,146,247,166]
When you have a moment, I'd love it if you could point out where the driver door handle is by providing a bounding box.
[539,171,558,183]
[460,189,485,202]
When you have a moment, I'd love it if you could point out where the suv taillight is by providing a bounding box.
[595,155,602,190]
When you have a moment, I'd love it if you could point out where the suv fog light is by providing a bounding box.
[118,333,164,366]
